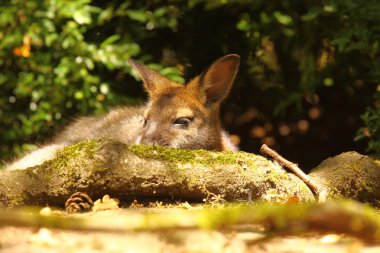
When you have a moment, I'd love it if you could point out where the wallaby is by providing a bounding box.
[7,54,240,170]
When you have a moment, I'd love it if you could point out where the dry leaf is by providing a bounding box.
[92,195,120,212]
[130,199,144,209]
[286,196,300,204]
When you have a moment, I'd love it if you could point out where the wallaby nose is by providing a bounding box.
[140,136,167,146]
[139,121,170,146]
[139,132,169,147]
[139,136,155,145]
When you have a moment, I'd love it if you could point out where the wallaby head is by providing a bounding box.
[128,55,240,150]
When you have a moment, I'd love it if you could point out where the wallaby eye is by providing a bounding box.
[173,117,193,127]
[143,118,147,127]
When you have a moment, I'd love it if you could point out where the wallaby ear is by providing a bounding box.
[191,54,240,106]
[128,59,174,95]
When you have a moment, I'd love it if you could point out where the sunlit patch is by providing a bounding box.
[176,108,194,119]
[264,123,273,132]
[297,120,309,134]
[30,228,59,247]
[309,107,321,120]
[278,124,290,136]
[249,126,266,138]
[39,207,52,216]
[320,234,342,244]
[235,107,258,125]
[229,134,241,146]
[8,96,16,103]
[262,136,275,146]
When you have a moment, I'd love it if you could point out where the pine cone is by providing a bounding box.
[65,192,94,213]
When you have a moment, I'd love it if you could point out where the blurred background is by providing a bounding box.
[1,0,380,171]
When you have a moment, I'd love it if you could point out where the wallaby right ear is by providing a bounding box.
[188,54,240,106]
[128,59,174,95]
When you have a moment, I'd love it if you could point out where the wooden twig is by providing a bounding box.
[260,144,327,202]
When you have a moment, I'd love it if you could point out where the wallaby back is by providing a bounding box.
[7,55,240,170]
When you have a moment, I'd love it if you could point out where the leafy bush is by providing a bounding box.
[356,93,380,154]
[0,0,182,161]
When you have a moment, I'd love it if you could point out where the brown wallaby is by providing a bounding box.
[7,54,240,170]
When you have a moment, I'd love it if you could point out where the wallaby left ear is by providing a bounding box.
[128,58,176,96]
[192,54,240,106]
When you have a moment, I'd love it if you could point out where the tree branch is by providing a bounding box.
[260,144,328,202]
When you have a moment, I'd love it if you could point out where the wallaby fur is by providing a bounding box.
[7,54,240,170]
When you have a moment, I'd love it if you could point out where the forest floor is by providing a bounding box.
[1,200,380,253]
[2,225,379,253]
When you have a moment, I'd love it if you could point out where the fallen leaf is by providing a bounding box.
[93,195,120,212]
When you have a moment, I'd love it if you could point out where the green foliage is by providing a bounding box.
[1,0,380,165]
[355,97,380,154]
[0,0,183,162]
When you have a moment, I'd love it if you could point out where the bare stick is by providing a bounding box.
[260,144,327,202]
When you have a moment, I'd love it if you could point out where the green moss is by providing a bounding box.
[128,144,301,195]
[128,144,281,192]
[128,145,196,163]
[299,182,312,193]
[186,176,198,188]
[128,144,267,170]
[32,139,101,176]
[9,194,26,207]
[52,140,109,172]
[56,139,101,162]
[264,168,288,182]
[31,140,107,192]
[199,202,312,229]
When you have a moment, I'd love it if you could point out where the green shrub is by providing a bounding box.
[0,0,182,162]
[356,94,380,154]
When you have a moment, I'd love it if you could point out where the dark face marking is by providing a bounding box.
[154,92,176,109]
